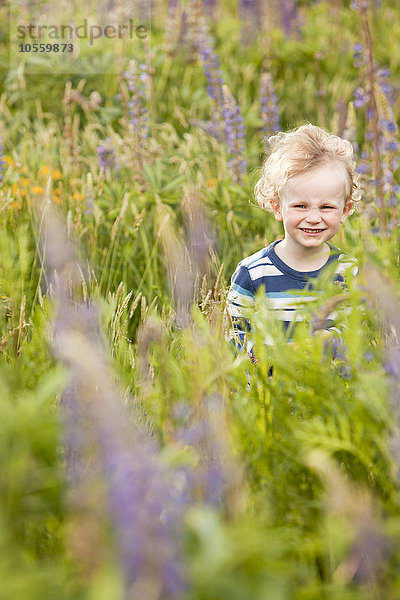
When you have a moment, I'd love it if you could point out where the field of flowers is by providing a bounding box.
[1,0,400,598]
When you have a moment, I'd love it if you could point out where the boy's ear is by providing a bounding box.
[271,197,283,221]
[340,200,353,223]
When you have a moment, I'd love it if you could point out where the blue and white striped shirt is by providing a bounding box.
[225,239,358,353]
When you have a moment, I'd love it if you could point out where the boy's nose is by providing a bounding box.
[305,210,322,223]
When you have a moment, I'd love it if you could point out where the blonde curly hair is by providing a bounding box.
[254,124,360,214]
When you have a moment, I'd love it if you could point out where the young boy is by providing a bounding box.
[225,124,359,360]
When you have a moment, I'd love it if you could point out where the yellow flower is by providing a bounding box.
[1,295,8,299]
[21,178,30,186]
[52,194,63,205]
[54,187,61,195]
[72,192,83,201]
[11,183,19,195]
[3,156,15,167]
[32,185,44,194]
[20,189,26,197]
[206,178,218,188]
[52,169,62,179]
[12,200,20,210]
[40,166,50,177]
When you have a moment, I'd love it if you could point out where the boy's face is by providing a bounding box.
[271,161,353,250]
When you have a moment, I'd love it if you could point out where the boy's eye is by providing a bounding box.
[293,205,334,209]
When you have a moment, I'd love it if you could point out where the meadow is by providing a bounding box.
[1,0,400,598]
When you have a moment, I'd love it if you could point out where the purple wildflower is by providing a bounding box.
[353,86,368,109]
[124,59,150,166]
[280,0,299,37]
[351,0,369,10]
[95,415,188,597]
[164,0,187,55]
[330,336,347,361]
[239,0,260,46]
[353,43,365,68]
[136,0,153,24]
[97,137,116,172]
[259,71,281,144]
[43,209,189,598]
[364,351,374,362]
[194,15,225,140]
[188,1,247,181]
[202,0,217,18]
[356,163,371,174]
[221,84,247,183]
[362,264,400,482]
[176,395,242,509]
[352,3,399,232]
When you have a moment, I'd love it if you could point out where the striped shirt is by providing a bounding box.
[224,239,358,354]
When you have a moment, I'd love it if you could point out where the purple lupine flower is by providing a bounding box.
[124,59,150,164]
[221,84,247,183]
[353,86,368,109]
[330,336,347,361]
[93,410,188,597]
[176,395,241,508]
[376,68,394,104]
[239,0,260,46]
[356,148,371,175]
[362,264,400,483]
[280,0,299,36]
[97,137,116,172]
[136,0,153,23]
[353,43,365,68]
[374,69,399,207]
[190,5,247,181]
[351,0,369,10]
[43,209,189,598]
[202,0,217,18]
[259,71,281,144]
[189,0,234,144]
[195,24,225,140]
[168,0,178,10]
[352,5,399,232]
[356,163,371,174]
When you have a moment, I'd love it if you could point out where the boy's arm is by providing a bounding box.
[224,264,256,359]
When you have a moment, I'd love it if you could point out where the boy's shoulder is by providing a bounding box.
[236,246,270,270]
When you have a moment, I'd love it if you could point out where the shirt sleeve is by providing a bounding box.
[224,263,255,356]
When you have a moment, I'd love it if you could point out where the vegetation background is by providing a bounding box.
[0,0,400,598]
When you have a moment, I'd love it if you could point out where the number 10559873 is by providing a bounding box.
[18,43,74,52]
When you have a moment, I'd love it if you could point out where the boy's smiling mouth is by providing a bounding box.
[300,228,326,234]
